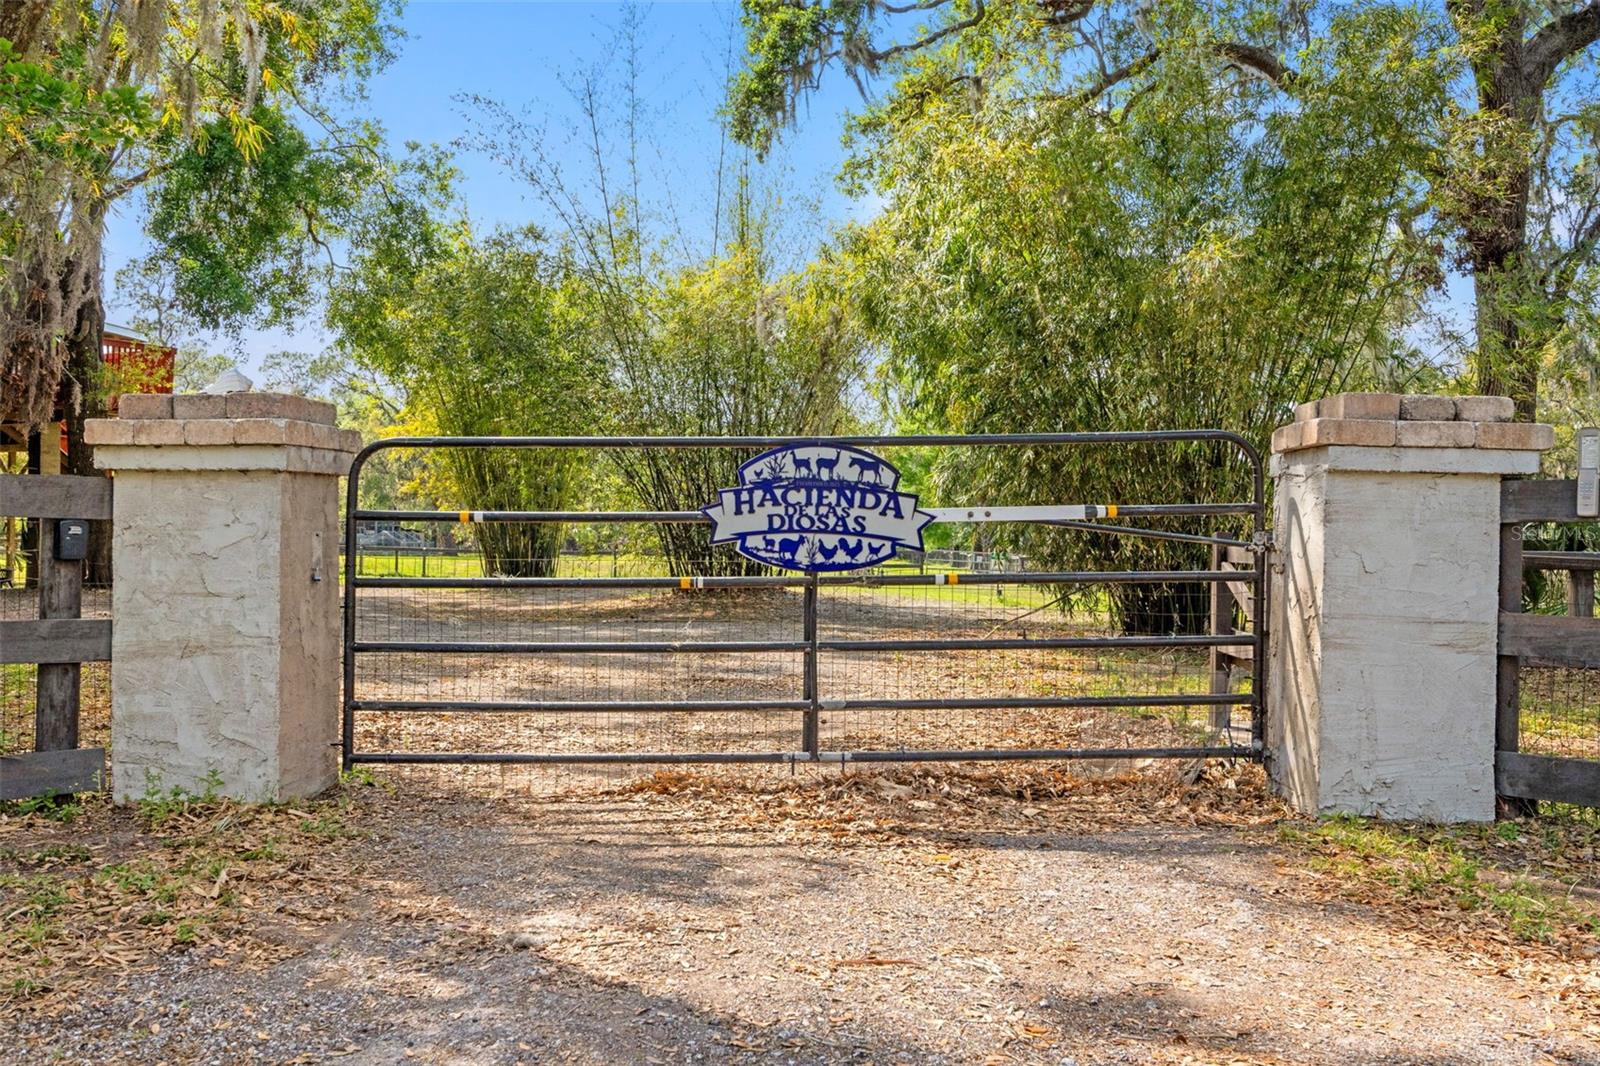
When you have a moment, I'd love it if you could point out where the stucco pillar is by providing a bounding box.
[85,393,361,803]
[1268,393,1552,822]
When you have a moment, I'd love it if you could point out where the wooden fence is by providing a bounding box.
[1497,479,1600,808]
[1209,544,1255,738]
[0,474,110,800]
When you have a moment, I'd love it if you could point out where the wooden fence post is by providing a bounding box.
[34,520,82,752]
[1209,543,1237,736]
[1495,521,1524,760]
[1565,570,1594,617]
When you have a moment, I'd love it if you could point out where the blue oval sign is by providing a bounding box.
[702,444,936,572]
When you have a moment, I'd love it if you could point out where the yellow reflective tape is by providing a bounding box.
[948,572,959,585]
[458,510,471,524]
[680,577,692,590]
[1105,504,1118,519]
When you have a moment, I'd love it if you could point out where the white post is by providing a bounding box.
[86,393,361,803]
[1269,393,1552,822]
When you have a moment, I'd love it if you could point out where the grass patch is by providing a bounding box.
[0,776,374,1004]
[1278,813,1600,949]
[350,549,1079,610]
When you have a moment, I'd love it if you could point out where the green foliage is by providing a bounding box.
[834,3,1445,630]
[136,768,223,829]
[256,345,426,515]
[140,107,382,332]
[0,35,153,200]
[734,0,1600,423]
[466,38,869,576]
[599,217,866,574]
[4,792,81,823]
[331,202,607,576]
[0,0,404,426]
[172,348,238,393]
[728,0,853,154]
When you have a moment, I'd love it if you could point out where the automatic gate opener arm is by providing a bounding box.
[926,505,1116,523]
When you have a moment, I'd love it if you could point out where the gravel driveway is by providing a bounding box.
[7,767,1599,1065]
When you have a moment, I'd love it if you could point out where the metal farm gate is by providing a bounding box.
[341,433,1268,772]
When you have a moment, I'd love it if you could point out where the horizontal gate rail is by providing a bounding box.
[352,693,1251,713]
[348,430,1258,449]
[349,745,1257,766]
[351,633,1257,655]
[810,694,1249,710]
[353,569,1256,590]
[354,502,1258,523]
[351,698,814,713]
[1497,751,1600,807]
[0,618,112,664]
[1523,551,1600,571]
[354,639,812,654]
[343,430,1269,770]
[1044,519,1253,550]
[1499,613,1600,667]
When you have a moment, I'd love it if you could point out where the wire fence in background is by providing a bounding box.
[0,517,112,762]
[1519,664,1600,762]
[1514,554,1600,766]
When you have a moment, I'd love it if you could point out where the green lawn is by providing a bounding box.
[349,549,1072,608]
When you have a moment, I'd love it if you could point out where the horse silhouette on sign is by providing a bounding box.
[847,455,886,485]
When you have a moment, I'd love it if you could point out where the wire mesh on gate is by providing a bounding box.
[342,434,1266,791]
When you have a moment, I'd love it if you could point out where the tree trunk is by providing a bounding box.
[1472,263,1537,421]
[61,288,112,585]
[21,431,40,589]
[1462,8,1540,421]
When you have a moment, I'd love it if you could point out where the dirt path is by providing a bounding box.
[7,768,1600,1065]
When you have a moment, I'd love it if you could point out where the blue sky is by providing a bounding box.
[97,1,1479,376]
[102,1,874,371]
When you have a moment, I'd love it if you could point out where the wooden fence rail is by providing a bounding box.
[1497,478,1600,809]
[0,473,110,801]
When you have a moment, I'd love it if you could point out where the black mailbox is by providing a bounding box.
[54,519,89,561]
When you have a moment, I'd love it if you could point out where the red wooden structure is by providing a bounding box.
[101,328,176,412]
[1,328,176,463]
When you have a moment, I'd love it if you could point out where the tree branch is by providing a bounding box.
[1050,48,1160,106]
[1214,42,1296,87]
[870,2,986,64]
[1546,202,1600,302]
[1525,1,1600,87]
[1045,39,1293,109]
[1038,0,1096,27]
[877,0,957,14]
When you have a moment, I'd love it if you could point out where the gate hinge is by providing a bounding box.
[1250,529,1274,553]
